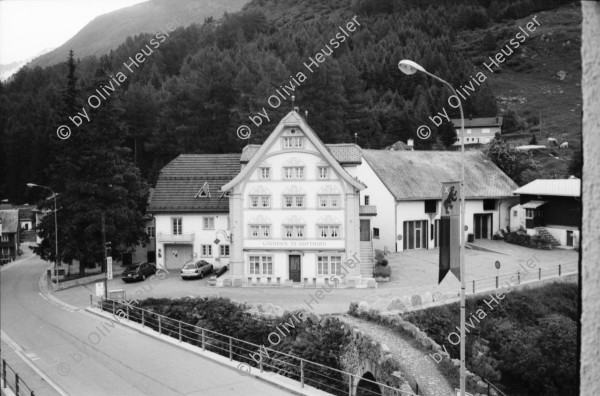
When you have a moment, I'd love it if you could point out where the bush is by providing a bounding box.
[376,258,388,267]
[373,264,391,278]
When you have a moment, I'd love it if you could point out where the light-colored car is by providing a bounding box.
[180,260,213,279]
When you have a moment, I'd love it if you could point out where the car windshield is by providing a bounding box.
[183,263,197,269]
[128,265,141,271]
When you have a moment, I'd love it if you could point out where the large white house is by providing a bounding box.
[148,154,241,269]
[222,110,369,286]
[355,150,519,253]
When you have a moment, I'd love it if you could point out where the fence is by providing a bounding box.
[98,298,418,396]
[1,359,35,396]
[466,261,577,295]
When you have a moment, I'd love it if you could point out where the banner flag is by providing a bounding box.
[439,181,461,283]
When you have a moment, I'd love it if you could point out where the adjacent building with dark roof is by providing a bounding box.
[450,116,503,146]
[510,177,581,248]
[148,154,241,269]
[356,149,519,252]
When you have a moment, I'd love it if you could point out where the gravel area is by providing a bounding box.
[336,314,454,396]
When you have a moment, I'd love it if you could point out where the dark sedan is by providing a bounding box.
[121,262,157,282]
[180,260,213,279]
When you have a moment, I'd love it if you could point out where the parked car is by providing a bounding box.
[121,262,157,283]
[180,260,213,279]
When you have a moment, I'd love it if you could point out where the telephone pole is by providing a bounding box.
[102,212,108,298]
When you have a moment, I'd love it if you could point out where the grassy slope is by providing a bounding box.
[457,3,582,178]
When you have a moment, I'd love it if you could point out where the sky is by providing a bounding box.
[0,0,148,65]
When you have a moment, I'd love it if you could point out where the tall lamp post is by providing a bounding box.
[27,183,59,286]
[398,60,467,396]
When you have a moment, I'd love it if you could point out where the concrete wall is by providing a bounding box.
[581,2,600,394]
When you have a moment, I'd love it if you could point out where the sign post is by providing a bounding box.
[107,257,113,280]
[439,181,461,283]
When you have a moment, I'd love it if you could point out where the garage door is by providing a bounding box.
[165,244,193,269]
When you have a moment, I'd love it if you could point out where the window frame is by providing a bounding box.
[203,216,215,230]
[248,225,271,239]
[283,225,305,239]
[258,167,271,180]
[317,225,341,239]
[147,226,155,238]
[172,217,182,235]
[248,255,273,275]
[201,244,212,257]
[220,245,230,257]
[283,166,305,180]
[317,194,342,209]
[317,166,330,180]
[282,194,305,209]
[249,195,271,208]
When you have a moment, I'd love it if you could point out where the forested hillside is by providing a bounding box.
[0,0,579,204]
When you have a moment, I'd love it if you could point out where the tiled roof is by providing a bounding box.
[450,117,503,128]
[241,143,362,165]
[362,149,519,200]
[0,210,19,233]
[513,178,581,197]
[148,154,241,213]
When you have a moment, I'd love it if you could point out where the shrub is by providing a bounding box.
[376,258,388,267]
[373,264,391,278]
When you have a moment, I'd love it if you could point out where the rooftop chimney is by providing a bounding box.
[407,138,414,147]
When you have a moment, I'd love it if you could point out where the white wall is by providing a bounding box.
[396,199,503,251]
[354,159,396,252]
[154,212,230,269]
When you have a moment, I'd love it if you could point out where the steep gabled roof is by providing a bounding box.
[513,178,581,197]
[148,154,241,213]
[0,210,19,233]
[223,111,365,192]
[362,149,518,200]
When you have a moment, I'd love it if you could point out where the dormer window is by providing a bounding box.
[195,182,211,198]
[283,136,304,149]
[220,190,231,198]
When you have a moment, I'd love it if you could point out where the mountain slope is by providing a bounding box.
[30,0,248,68]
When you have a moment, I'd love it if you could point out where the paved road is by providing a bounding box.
[0,254,293,396]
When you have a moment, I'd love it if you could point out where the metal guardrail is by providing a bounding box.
[466,262,578,295]
[1,359,35,396]
[99,298,417,396]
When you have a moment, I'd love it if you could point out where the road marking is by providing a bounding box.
[1,330,70,396]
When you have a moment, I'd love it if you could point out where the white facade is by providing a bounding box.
[223,111,365,285]
[356,158,517,252]
[509,204,580,248]
[154,213,231,270]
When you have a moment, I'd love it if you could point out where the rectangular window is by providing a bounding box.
[283,136,303,148]
[283,195,305,208]
[318,225,340,238]
[147,226,155,238]
[317,256,329,275]
[424,200,437,214]
[262,256,273,275]
[249,255,272,275]
[261,196,270,208]
[525,209,534,218]
[318,167,329,179]
[364,195,370,205]
[283,167,304,179]
[259,168,270,179]
[330,256,342,275]
[249,256,260,275]
[172,218,182,235]
[513,211,517,217]
[201,245,212,257]
[249,225,271,238]
[1,235,8,242]
[203,217,215,230]
[220,245,230,257]
[373,228,380,239]
[483,199,496,211]
[317,195,341,208]
[249,195,270,208]
[283,225,305,238]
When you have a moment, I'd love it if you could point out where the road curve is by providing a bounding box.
[0,253,293,396]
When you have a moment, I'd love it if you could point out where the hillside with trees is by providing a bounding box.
[0,0,580,206]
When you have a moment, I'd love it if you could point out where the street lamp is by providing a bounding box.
[398,59,467,396]
[27,183,59,286]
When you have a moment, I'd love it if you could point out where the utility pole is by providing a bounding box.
[102,212,108,299]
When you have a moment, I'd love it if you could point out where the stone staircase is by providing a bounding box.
[536,227,561,247]
[359,241,374,277]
